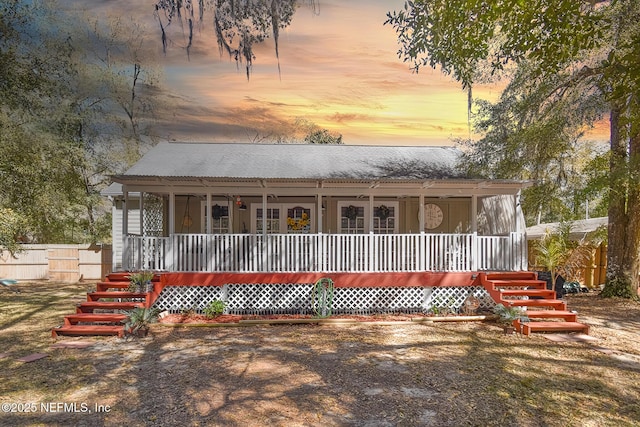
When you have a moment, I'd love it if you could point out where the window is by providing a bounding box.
[337,201,398,234]
[373,204,396,234]
[256,207,280,234]
[201,202,231,233]
[252,203,315,234]
[286,206,312,234]
[340,204,366,234]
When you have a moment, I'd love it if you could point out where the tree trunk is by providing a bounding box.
[624,107,640,297]
[603,105,639,298]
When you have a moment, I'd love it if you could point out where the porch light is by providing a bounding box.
[236,196,247,210]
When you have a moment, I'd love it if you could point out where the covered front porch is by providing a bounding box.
[124,231,527,273]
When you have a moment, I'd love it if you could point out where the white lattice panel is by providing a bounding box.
[154,286,223,313]
[331,287,424,314]
[225,283,314,314]
[153,284,495,315]
[425,286,494,313]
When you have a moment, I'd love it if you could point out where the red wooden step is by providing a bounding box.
[64,313,128,326]
[87,291,147,301]
[508,299,567,310]
[524,310,578,322]
[500,289,556,299]
[76,301,144,313]
[490,280,547,289]
[52,325,124,338]
[522,321,589,336]
[96,281,130,292]
[485,272,538,281]
[106,272,134,281]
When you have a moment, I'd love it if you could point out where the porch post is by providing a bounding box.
[168,191,175,271]
[471,195,478,271]
[316,194,323,233]
[419,194,425,232]
[262,191,268,269]
[122,186,129,270]
[168,192,175,235]
[471,195,478,233]
[206,192,212,234]
[139,192,145,236]
[368,194,374,232]
[515,190,526,270]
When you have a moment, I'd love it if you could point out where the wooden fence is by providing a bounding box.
[527,241,607,289]
[0,244,112,282]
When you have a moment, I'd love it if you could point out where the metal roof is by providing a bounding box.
[114,142,468,181]
[526,217,608,240]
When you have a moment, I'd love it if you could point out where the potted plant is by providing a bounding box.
[493,303,529,334]
[124,307,161,337]
[128,271,155,293]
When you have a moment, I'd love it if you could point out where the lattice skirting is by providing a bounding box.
[153,284,495,315]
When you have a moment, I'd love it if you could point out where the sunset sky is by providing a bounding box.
[69,0,605,146]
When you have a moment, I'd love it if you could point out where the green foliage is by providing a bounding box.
[127,271,155,292]
[124,307,161,335]
[0,208,28,256]
[387,0,640,296]
[0,1,161,244]
[492,304,529,325]
[601,276,636,299]
[313,278,334,318]
[385,0,603,88]
[304,129,343,144]
[534,228,571,287]
[203,300,226,318]
[154,0,298,79]
[457,63,608,225]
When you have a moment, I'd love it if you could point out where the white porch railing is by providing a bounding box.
[123,232,527,273]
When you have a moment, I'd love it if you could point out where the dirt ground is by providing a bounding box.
[0,282,639,427]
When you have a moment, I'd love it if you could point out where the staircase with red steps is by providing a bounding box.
[51,272,159,338]
[480,271,590,336]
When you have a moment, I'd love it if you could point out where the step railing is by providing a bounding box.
[123,232,527,273]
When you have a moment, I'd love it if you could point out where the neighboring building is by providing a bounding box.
[526,217,608,289]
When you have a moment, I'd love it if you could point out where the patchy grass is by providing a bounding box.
[0,282,639,426]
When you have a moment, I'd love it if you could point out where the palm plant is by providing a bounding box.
[124,307,161,336]
[493,304,529,325]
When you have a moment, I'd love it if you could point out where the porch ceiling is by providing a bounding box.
[110,178,527,198]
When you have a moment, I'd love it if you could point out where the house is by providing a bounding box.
[105,141,532,309]
[52,142,591,337]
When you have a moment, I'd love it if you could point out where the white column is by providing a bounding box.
[262,192,268,236]
[368,194,374,233]
[122,186,129,270]
[471,195,478,233]
[167,191,175,271]
[317,194,323,233]
[139,192,145,236]
[419,194,425,232]
[168,192,175,235]
[206,193,212,234]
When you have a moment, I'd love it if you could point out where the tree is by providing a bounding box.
[458,62,608,225]
[0,208,27,256]
[387,0,640,298]
[0,1,161,244]
[154,0,312,79]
